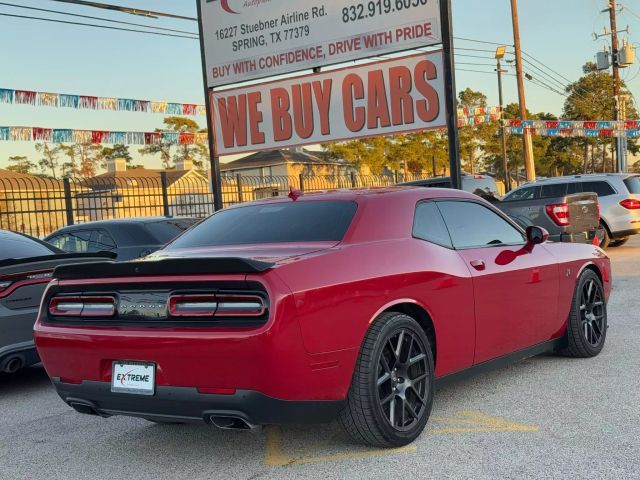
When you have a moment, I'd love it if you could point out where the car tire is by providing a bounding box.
[560,269,607,358]
[609,237,629,247]
[338,312,434,447]
[599,223,611,249]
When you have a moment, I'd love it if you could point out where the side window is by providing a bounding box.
[540,183,568,199]
[581,181,616,197]
[89,230,117,252]
[413,202,453,248]
[436,201,525,249]
[567,182,582,194]
[53,231,91,253]
[503,185,539,202]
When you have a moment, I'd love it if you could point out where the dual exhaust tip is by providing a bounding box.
[208,415,259,431]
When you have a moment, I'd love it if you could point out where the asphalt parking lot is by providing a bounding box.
[1,239,639,480]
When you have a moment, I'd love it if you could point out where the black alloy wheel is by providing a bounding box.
[339,312,434,447]
[579,278,606,348]
[561,269,607,358]
[377,329,430,431]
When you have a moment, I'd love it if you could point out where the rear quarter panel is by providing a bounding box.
[273,238,476,378]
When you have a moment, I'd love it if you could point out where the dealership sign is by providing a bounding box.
[200,0,441,87]
[211,51,446,155]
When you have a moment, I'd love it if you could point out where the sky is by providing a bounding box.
[0,0,638,171]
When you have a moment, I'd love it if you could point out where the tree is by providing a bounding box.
[563,62,638,172]
[6,155,37,174]
[139,117,208,171]
[35,143,61,179]
[59,143,104,178]
[457,88,493,174]
[139,137,173,170]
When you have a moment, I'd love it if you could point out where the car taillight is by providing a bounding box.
[168,294,265,317]
[545,203,570,226]
[168,294,217,317]
[49,296,116,317]
[620,199,640,210]
[216,295,266,316]
[0,270,53,298]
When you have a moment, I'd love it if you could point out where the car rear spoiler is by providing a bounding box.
[53,257,276,280]
[0,252,117,269]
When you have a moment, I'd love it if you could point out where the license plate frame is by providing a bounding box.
[111,361,156,396]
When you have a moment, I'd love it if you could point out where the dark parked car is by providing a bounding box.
[399,173,502,201]
[44,217,200,261]
[0,230,114,374]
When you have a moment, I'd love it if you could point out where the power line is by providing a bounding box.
[457,62,501,67]
[457,68,515,76]
[521,50,596,100]
[521,57,569,92]
[0,2,198,35]
[454,36,512,46]
[521,50,575,86]
[47,0,196,21]
[0,13,198,39]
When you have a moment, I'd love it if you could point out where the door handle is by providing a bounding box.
[470,260,485,271]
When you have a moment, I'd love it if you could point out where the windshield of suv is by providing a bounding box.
[167,201,358,248]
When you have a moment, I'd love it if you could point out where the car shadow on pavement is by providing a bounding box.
[0,365,50,390]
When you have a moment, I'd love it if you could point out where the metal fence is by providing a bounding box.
[0,171,432,237]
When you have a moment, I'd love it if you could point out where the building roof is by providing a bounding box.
[220,150,345,171]
[82,168,206,190]
[0,169,64,189]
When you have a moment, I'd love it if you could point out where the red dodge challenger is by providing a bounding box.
[34,187,611,447]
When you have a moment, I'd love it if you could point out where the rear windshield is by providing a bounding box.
[144,219,198,244]
[0,234,56,260]
[624,176,640,194]
[168,201,358,248]
[462,177,500,197]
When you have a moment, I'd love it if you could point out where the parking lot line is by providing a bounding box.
[428,411,540,434]
[263,411,539,466]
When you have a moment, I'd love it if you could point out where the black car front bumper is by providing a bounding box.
[52,378,344,425]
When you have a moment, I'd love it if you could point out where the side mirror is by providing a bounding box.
[525,226,549,251]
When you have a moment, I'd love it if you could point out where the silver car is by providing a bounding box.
[503,174,640,247]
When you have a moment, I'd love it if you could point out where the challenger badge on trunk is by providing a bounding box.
[118,293,168,319]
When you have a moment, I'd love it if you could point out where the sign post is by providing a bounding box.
[439,0,461,190]
[196,0,223,211]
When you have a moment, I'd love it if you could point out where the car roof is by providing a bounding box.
[224,186,479,210]
[46,217,198,233]
[518,173,634,186]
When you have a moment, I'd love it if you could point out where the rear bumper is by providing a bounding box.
[610,228,640,239]
[53,378,344,425]
[549,228,603,244]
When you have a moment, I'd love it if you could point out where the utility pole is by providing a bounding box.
[495,46,510,192]
[607,0,624,172]
[510,0,536,182]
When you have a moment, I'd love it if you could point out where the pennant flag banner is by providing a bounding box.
[0,127,209,145]
[0,87,206,116]
[506,126,640,138]
[0,113,498,145]
[507,119,639,131]
[457,106,502,117]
